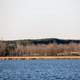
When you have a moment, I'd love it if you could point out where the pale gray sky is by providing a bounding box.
[0,0,80,40]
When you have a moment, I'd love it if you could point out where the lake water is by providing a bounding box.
[0,60,80,80]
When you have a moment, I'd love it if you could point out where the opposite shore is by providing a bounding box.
[0,38,80,56]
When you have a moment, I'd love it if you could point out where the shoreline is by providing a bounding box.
[0,56,80,60]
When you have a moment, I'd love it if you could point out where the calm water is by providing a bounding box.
[0,60,80,80]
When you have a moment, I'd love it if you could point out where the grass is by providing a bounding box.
[0,56,80,60]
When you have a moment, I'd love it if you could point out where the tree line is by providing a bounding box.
[0,38,80,56]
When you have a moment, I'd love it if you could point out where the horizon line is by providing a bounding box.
[1,37,80,41]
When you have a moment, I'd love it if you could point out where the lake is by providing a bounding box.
[0,60,80,80]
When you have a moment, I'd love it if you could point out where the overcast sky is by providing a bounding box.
[0,0,80,40]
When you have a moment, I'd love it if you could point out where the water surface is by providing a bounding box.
[0,60,80,80]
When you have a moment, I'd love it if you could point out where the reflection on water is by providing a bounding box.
[0,60,80,80]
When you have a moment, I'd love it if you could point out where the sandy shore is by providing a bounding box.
[0,56,80,60]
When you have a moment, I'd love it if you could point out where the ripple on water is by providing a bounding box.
[0,60,80,80]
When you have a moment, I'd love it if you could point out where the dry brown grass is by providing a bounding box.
[0,56,80,60]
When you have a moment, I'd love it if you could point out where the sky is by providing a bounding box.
[0,0,80,40]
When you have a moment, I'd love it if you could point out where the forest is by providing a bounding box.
[0,38,80,56]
